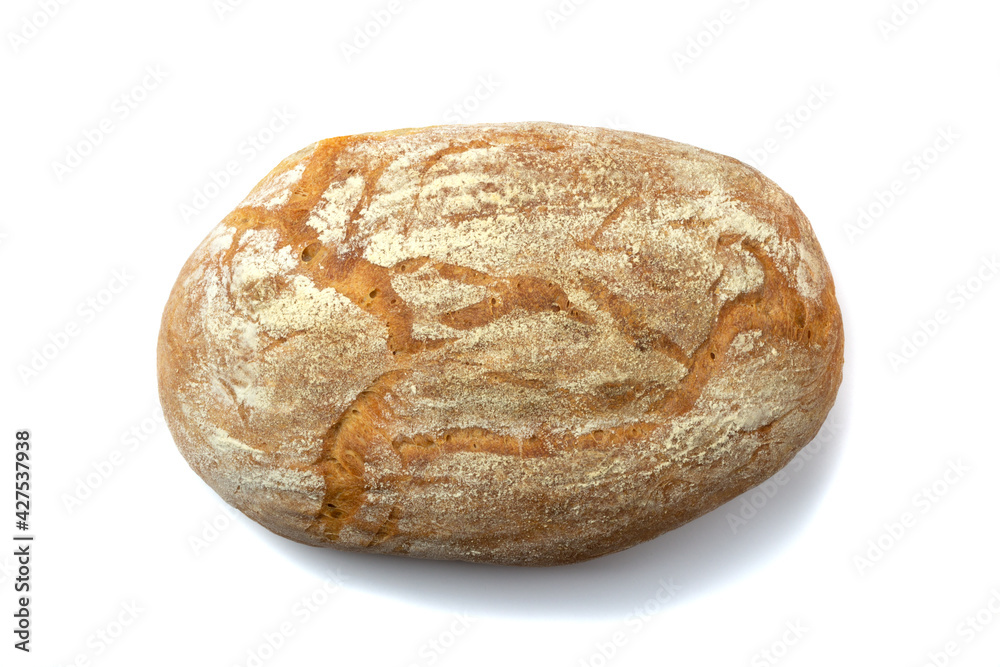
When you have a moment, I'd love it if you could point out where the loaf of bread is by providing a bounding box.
[157,122,843,566]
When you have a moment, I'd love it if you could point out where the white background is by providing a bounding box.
[2,0,998,665]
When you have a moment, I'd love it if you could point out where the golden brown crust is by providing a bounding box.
[157,122,844,566]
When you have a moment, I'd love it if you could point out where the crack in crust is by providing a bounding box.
[310,369,410,541]
[438,274,597,330]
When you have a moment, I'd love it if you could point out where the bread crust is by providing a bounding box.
[157,122,844,566]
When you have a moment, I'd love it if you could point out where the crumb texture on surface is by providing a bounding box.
[157,122,844,566]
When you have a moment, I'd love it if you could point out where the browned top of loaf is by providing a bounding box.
[158,122,843,565]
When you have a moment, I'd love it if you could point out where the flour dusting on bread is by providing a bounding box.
[157,122,843,565]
